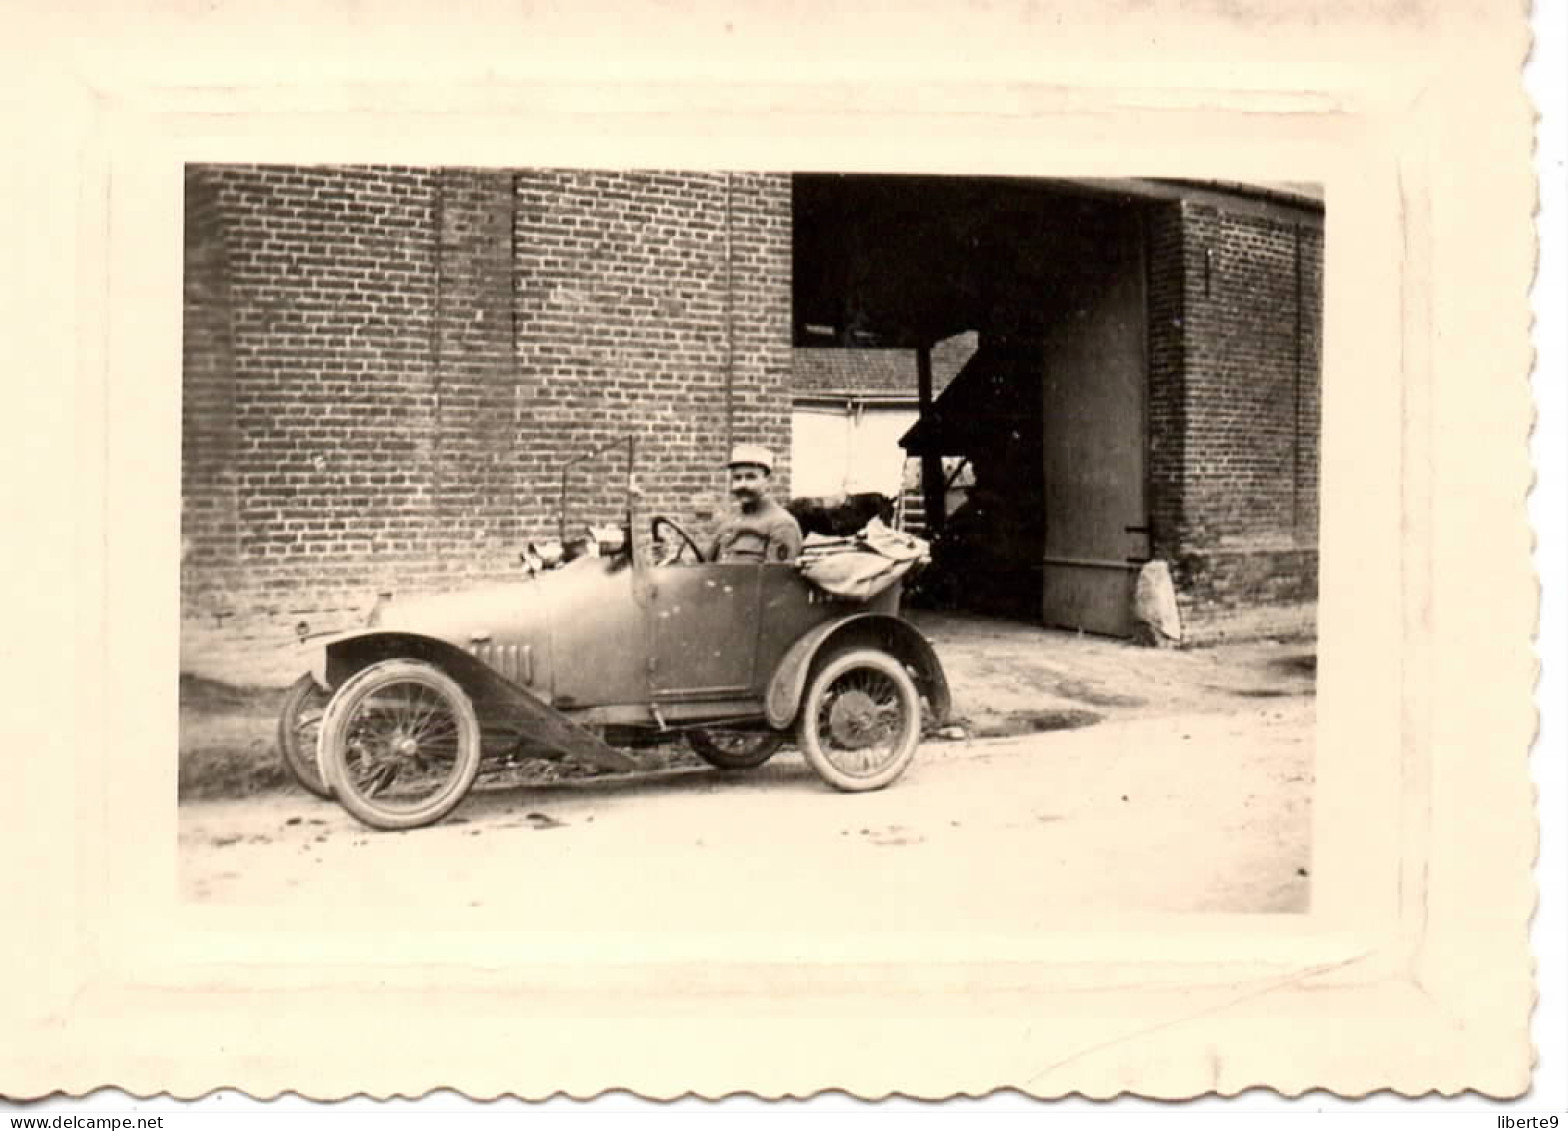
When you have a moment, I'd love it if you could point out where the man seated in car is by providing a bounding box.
[707,443,803,564]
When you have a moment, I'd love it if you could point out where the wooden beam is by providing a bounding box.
[916,344,945,535]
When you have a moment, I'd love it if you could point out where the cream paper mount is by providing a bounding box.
[0,0,1539,1102]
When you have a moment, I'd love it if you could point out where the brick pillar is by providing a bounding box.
[1168,198,1324,635]
[1296,223,1323,549]
[725,172,795,500]
[181,167,242,611]
[430,169,520,568]
[1144,201,1186,567]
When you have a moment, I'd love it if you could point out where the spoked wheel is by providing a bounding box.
[276,673,332,798]
[797,649,922,792]
[687,728,786,770]
[317,660,482,830]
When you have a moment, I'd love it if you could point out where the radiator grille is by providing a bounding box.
[469,642,531,685]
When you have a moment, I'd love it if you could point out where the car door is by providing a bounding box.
[647,563,764,700]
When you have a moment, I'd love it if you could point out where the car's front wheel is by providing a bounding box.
[317,659,483,830]
[797,649,921,792]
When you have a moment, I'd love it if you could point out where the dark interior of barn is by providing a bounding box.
[792,174,1154,630]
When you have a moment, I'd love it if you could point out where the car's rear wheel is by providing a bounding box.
[277,673,332,798]
[687,728,786,770]
[797,649,921,792]
[318,660,482,830]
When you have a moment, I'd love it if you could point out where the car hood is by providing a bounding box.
[372,581,536,637]
[371,555,629,643]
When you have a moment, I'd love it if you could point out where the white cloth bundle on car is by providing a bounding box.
[798,518,930,601]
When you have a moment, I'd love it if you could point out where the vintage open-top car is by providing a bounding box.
[277,439,952,831]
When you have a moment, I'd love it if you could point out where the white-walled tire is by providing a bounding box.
[318,660,482,830]
[796,649,921,792]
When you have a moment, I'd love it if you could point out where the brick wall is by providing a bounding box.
[182,165,793,683]
[1145,202,1186,567]
[1161,198,1324,637]
[509,171,792,533]
[182,169,240,595]
[183,169,1320,672]
[1296,224,1324,548]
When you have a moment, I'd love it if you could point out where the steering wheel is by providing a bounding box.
[650,516,705,564]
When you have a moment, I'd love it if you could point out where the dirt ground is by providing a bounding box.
[909,609,1316,734]
[178,610,1315,915]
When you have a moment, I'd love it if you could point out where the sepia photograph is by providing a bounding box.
[4,0,1545,1103]
[178,168,1323,920]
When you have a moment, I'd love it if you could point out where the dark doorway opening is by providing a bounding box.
[792,175,1155,634]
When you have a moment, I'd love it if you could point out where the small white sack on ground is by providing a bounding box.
[1134,560,1183,647]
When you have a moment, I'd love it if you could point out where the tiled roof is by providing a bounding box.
[792,332,976,399]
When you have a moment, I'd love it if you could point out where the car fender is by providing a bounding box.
[305,629,363,689]
[315,630,497,695]
[764,613,952,730]
[313,630,640,774]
